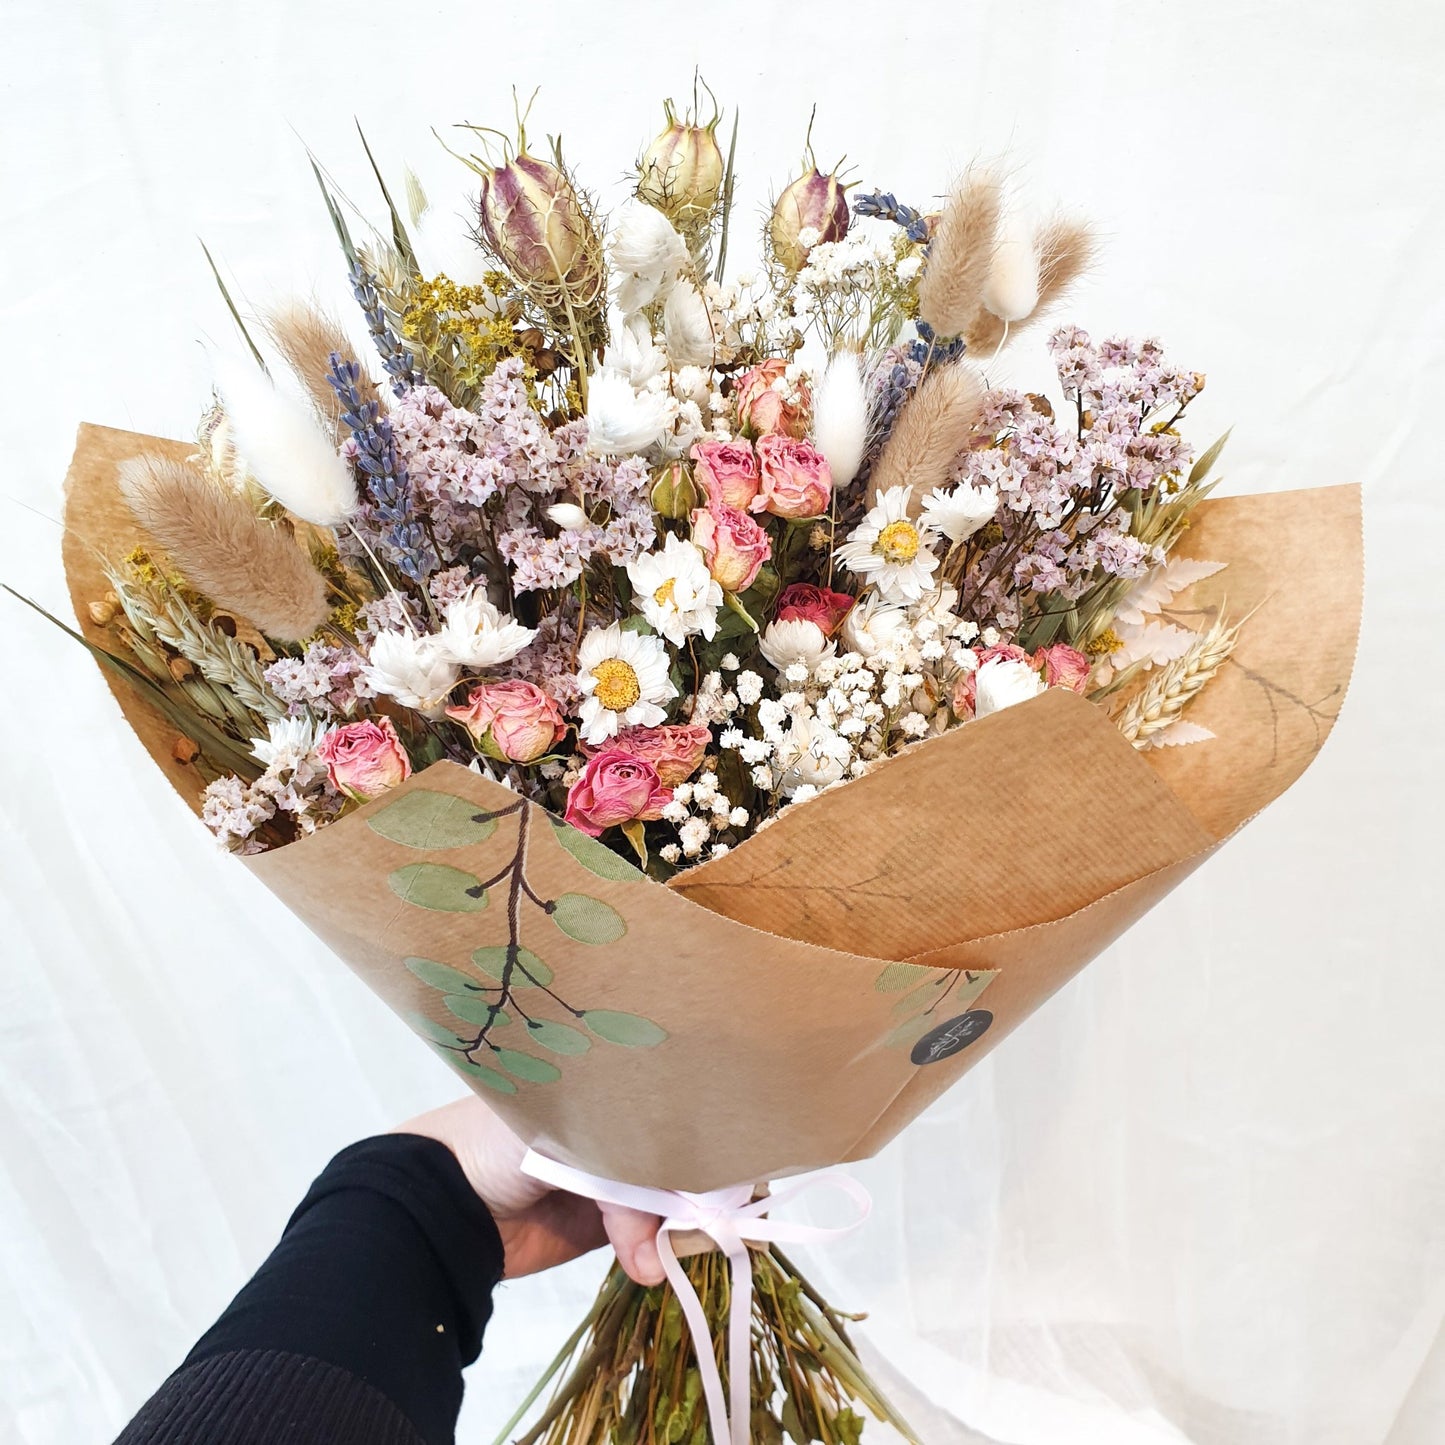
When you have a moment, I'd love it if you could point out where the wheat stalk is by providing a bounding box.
[107,567,286,728]
[1114,616,1239,747]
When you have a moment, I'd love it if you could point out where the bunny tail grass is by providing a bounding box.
[117,454,330,642]
[916,166,1003,340]
[868,362,984,507]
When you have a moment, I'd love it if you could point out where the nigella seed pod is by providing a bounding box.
[477,153,596,289]
[636,99,726,227]
[769,167,851,274]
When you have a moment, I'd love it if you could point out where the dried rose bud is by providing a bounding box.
[172,736,201,764]
[636,100,725,227]
[650,460,700,520]
[478,151,598,291]
[769,167,850,273]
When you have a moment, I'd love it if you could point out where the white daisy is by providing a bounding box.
[363,630,460,714]
[759,618,833,673]
[437,588,537,669]
[834,486,942,602]
[920,481,999,542]
[626,534,723,646]
[575,623,678,745]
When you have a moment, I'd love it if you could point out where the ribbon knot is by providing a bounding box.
[522,1151,871,1445]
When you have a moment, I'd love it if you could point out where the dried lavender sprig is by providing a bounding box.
[348,258,419,395]
[854,190,931,244]
[326,351,436,583]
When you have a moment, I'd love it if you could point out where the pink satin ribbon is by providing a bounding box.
[521,1150,872,1445]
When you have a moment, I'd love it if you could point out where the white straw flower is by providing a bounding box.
[575,623,678,744]
[774,712,851,796]
[606,310,668,387]
[546,502,590,531]
[250,715,319,772]
[626,533,723,646]
[437,588,537,668]
[662,282,717,367]
[759,618,834,673]
[974,657,1046,718]
[609,201,689,313]
[920,481,999,542]
[585,368,677,456]
[835,486,942,603]
[812,351,869,487]
[840,594,910,657]
[215,356,357,526]
[363,630,460,713]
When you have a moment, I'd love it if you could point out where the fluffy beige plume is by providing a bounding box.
[916,168,1003,339]
[967,215,1097,351]
[266,301,379,445]
[868,363,984,507]
[117,454,330,642]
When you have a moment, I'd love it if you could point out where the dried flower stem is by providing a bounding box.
[1114,617,1239,746]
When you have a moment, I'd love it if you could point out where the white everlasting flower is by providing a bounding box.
[835,486,942,602]
[662,282,718,368]
[774,711,851,796]
[364,630,460,714]
[585,368,677,456]
[547,502,590,531]
[438,588,537,669]
[974,657,1047,719]
[626,533,723,645]
[575,623,678,745]
[250,715,319,772]
[759,618,834,673]
[840,594,910,657]
[609,201,689,313]
[920,481,999,542]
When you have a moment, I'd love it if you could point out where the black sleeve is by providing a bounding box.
[114,1133,507,1445]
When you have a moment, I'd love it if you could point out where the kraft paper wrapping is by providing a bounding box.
[61,423,1362,1191]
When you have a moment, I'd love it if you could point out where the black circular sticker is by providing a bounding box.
[910,1010,994,1066]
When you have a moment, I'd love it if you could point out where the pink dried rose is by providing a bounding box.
[775,583,855,637]
[690,439,761,511]
[691,500,772,593]
[563,749,672,837]
[600,723,712,787]
[951,643,1033,719]
[733,358,810,438]
[317,717,412,801]
[753,433,832,519]
[1034,643,1091,695]
[445,679,566,763]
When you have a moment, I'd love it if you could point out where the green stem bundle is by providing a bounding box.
[493,1251,919,1445]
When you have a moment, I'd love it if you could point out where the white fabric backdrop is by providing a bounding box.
[2,2,1442,1441]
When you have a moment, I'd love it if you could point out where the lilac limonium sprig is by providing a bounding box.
[326,351,437,584]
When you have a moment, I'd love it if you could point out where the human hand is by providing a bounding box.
[395,1096,666,1283]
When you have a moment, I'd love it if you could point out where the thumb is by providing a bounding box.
[600,1201,666,1286]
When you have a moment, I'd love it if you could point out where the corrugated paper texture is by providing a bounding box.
[62,424,1362,1190]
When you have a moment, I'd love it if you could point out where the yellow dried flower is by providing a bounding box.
[1084,628,1123,657]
